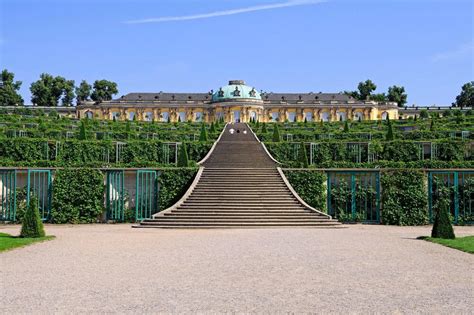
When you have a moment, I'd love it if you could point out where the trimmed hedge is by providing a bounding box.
[381,170,428,225]
[0,138,212,167]
[283,170,326,212]
[51,169,105,223]
[158,168,197,210]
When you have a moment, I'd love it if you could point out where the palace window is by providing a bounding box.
[305,112,313,122]
[249,88,256,97]
[128,112,135,121]
[111,112,120,120]
[336,112,347,122]
[144,112,153,122]
[353,112,364,121]
[287,112,296,122]
[271,112,279,122]
[381,112,388,120]
[195,112,203,122]
[161,112,169,122]
[85,111,93,119]
[321,112,330,122]
[218,88,224,97]
[178,111,186,122]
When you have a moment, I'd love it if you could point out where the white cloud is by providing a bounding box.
[431,42,474,62]
[124,0,327,24]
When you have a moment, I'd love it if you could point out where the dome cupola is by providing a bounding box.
[211,80,262,103]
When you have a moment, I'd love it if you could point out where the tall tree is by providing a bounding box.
[62,80,75,106]
[91,80,118,102]
[76,80,92,103]
[387,85,408,107]
[358,80,377,100]
[0,69,24,106]
[30,73,75,106]
[453,81,474,109]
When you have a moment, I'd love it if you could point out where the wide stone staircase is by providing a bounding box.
[138,123,341,228]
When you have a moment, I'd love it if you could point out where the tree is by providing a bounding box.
[419,109,429,119]
[343,120,350,132]
[20,196,46,238]
[272,124,281,142]
[431,185,455,239]
[387,85,407,107]
[78,120,87,140]
[453,81,473,109]
[358,80,377,100]
[62,80,75,106]
[91,80,118,102]
[199,124,208,141]
[30,73,75,106]
[76,80,92,103]
[298,142,309,168]
[261,122,267,133]
[177,144,189,167]
[430,119,435,131]
[209,122,216,133]
[370,93,387,102]
[385,116,394,140]
[0,69,24,106]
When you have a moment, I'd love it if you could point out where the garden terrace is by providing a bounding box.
[250,115,474,168]
[0,114,220,167]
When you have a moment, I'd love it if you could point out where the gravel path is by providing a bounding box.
[1,224,473,314]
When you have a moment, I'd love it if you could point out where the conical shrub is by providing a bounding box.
[431,187,455,239]
[78,120,87,140]
[20,196,46,238]
[272,124,281,142]
[261,122,267,133]
[177,144,189,167]
[209,122,216,133]
[199,124,208,142]
[298,142,309,168]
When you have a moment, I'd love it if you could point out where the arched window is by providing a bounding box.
[320,112,330,122]
[85,111,93,119]
[353,112,364,121]
[381,112,388,120]
[305,112,313,122]
[336,111,347,121]
[287,112,296,122]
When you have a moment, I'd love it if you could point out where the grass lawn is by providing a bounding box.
[424,235,474,254]
[0,232,55,252]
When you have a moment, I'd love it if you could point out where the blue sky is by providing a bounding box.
[1,0,472,105]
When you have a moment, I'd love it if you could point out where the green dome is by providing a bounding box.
[212,80,261,102]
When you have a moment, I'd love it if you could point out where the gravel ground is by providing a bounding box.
[0,224,473,314]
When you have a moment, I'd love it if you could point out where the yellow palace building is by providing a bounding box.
[77,80,399,123]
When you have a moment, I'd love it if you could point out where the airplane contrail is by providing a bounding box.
[124,0,327,24]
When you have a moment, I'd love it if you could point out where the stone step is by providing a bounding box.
[162,213,327,218]
[143,217,331,224]
[136,123,342,229]
[137,222,341,227]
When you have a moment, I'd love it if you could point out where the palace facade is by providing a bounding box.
[77,80,399,123]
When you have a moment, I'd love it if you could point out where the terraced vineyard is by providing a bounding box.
[251,114,474,168]
[0,114,222,167]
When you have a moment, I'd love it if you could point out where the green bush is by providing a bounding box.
[272,124,281,142]
[177,144,189,167]
[51,169,105,223]
[298,142,309,168]
[158,169,197,210]
[20,196,46,238]
[431,183,455,238]
[199,124,208,142]
[283,170,326,211]
[381,170,428,225]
